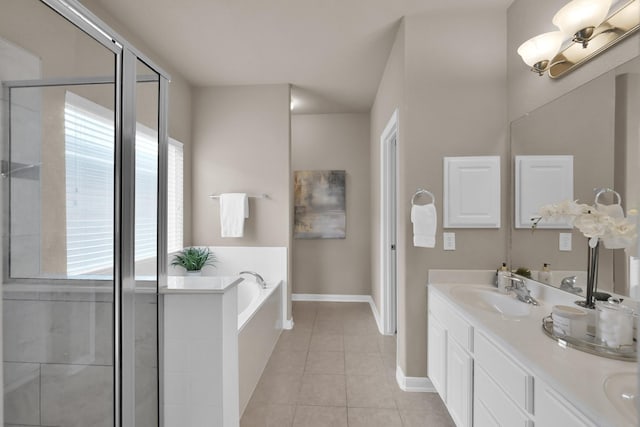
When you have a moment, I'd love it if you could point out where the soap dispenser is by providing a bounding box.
[497,262,509,293]
[538,263,552,285]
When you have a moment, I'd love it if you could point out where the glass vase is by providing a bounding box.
[583,240,600,309]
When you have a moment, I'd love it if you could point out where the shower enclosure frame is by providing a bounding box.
[1,1,170,425]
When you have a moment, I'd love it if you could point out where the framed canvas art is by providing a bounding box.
[294,170,346,239]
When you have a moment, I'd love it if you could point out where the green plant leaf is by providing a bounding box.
[171,247,217,271]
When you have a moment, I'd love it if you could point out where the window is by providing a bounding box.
[167,139,184,253]
[65,92,115,276]
[64,92,183,275]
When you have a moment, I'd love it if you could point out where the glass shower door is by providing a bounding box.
[1,0,118,424]
[1,1,170,426]
[134,58,161,427]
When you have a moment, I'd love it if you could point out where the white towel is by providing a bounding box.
[411,203,437,248]
[220,193,249,238]
[596,202,624,219]
[597,202,629,249]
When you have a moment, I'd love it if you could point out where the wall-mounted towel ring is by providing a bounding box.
[411,188,435,206]
[594,187,621,206]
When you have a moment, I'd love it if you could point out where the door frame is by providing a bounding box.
[380,109,398,335]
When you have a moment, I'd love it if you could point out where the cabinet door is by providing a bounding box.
[475,398,501,427]
[428,312,447,400]
[446,338,473,427]
[474,366,532,427]
[536,382,597,427]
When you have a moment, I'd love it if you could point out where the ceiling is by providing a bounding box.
[85,0,513,114]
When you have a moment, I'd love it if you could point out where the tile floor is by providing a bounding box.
[240,301,455,427]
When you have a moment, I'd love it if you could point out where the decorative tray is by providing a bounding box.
[542,315,637,362]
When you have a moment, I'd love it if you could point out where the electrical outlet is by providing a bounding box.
[559,233,572,251]
[443,232,456,251]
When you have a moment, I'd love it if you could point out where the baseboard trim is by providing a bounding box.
[283,319,294,330]
[396,365,437,393]
[291,293,371,302]
[368,298,385,335]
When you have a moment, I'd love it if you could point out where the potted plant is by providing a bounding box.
[171,247,217,275]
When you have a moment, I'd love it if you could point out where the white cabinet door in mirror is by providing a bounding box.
[443,156,501,228]
[515,155,573,229]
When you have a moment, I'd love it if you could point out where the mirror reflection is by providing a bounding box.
[510,55,640,299]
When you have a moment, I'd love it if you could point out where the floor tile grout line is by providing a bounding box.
[246,301,446,426]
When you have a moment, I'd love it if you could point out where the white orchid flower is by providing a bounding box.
[533,198,637,250]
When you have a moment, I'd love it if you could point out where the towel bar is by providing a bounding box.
[208,193,269,199]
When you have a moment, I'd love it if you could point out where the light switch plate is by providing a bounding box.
[559,233,572,251]
[443,232,456,251]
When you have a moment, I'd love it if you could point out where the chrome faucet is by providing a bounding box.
[239,271,267,288]
[505,275,539,305]
[560,275,583,294]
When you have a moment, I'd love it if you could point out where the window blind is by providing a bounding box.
[65,92,115,275]
[65,91,184,275]
[167,139,184,253]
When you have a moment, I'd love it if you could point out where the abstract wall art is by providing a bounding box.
[294,170,346,239]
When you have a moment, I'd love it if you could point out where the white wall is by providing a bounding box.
[191,84,292,316]
[402,7,508,378]
[370,21,405,316]
[191,84,291,246]
[292,113,371,296]
[370,6,508,379]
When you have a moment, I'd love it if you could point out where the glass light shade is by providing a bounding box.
[552,0,612,37]
[517,31,564,67]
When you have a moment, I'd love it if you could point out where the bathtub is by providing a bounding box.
[238,280,264,330]
[237,279,283,416]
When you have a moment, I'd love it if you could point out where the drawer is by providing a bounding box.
[475,366,533,427]
[535,380,598,427]
[475,331,533,413]
[429,290,473,352]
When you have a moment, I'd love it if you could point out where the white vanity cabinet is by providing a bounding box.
[535,381,597,427]
[473,331,533,427]
[447,337,474,427]
[428,290,474,427]
[428,285,598,427]
[427,312,447,400]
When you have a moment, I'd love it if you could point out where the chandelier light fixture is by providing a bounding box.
[517,0,640,78]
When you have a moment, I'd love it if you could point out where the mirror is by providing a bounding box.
[510,55,640,298]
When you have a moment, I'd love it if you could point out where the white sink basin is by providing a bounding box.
[604,373,638,425]
[450,286,532,319]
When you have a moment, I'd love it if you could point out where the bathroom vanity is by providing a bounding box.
[427,270,637,427]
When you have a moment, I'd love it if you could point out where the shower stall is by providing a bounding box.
[1,0,169,425]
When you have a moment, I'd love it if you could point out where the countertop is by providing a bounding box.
[160,275,243,294]
[429,276,638,427]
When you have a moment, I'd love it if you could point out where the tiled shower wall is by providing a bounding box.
[3,289,157,427]
[1,37,43,279]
